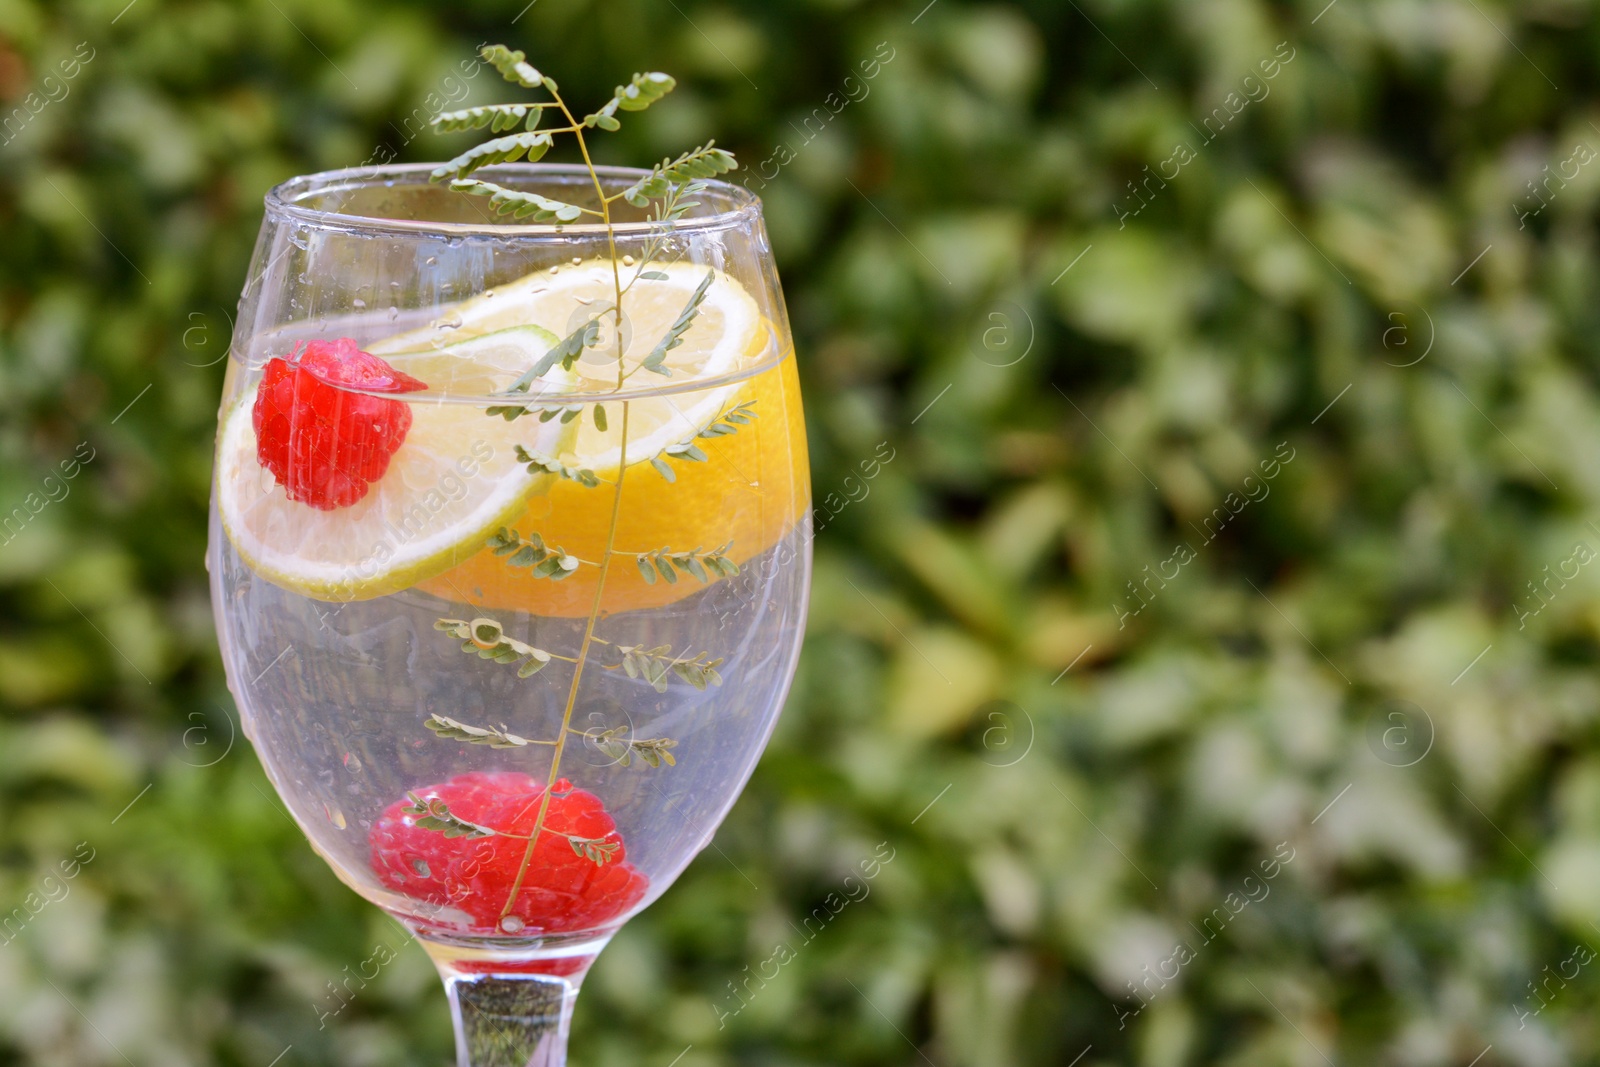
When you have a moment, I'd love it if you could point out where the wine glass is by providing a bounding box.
[208,162,809,1066]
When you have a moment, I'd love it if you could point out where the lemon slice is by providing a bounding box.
[217,375,571,603]
[221,262,766,603]
[368,260,766,474]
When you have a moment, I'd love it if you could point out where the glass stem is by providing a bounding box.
[445,970,581,1067]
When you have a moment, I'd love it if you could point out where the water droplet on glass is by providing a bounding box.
[549,265,560,275]
[434,314,463,330]
[324,803,347,830]
[388,306,399,321]
[484,290,495,298]
[622,255,635,266]
[411,857,431,878]
[426,256,438,265]
[499,916,525,934]
[571,257,581,266]
[352,298,366,309]
[342,751,362,773]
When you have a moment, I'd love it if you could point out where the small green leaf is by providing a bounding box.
[641,271,714,375]
[403,792,497,839]
[585,728,679,770]
[567,835,621,865]
[481,44,544,89]
[616,72,676,111]
[435,615,553,680]
[504,317,602,391]
[622,142,737,207]
[432,103,548,133]
[425,714,535,749]
[514,445,602,488]
[583,72,675,134]
[593,404,608,431]
[447,178,586,222]
[605,644,721,693]
[430,132,553,183]
[662,441,707,463]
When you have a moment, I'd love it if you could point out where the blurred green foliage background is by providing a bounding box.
[3,0,1600,1064]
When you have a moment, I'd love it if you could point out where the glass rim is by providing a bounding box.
[264,162,762,237]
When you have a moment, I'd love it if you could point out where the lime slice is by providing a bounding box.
[217,374,571,603]
[382,325,560,398]
[368,260,767,475]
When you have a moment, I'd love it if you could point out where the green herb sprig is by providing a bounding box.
[418,45,743,903]
[401,792,498,839]
[650,400,758,481]
[487,526,583,581]
[513,445,600,488]
[400,790,625,865]
[608,643,725,692]
[636,543,739,585]
[423,710,679,773]
[428,45,735,222]
[424,714,546,749]
[585,726,679,768]
[434,617,557,678]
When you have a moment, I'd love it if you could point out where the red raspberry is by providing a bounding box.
[370,772,649,937]
[252,338,426,510]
